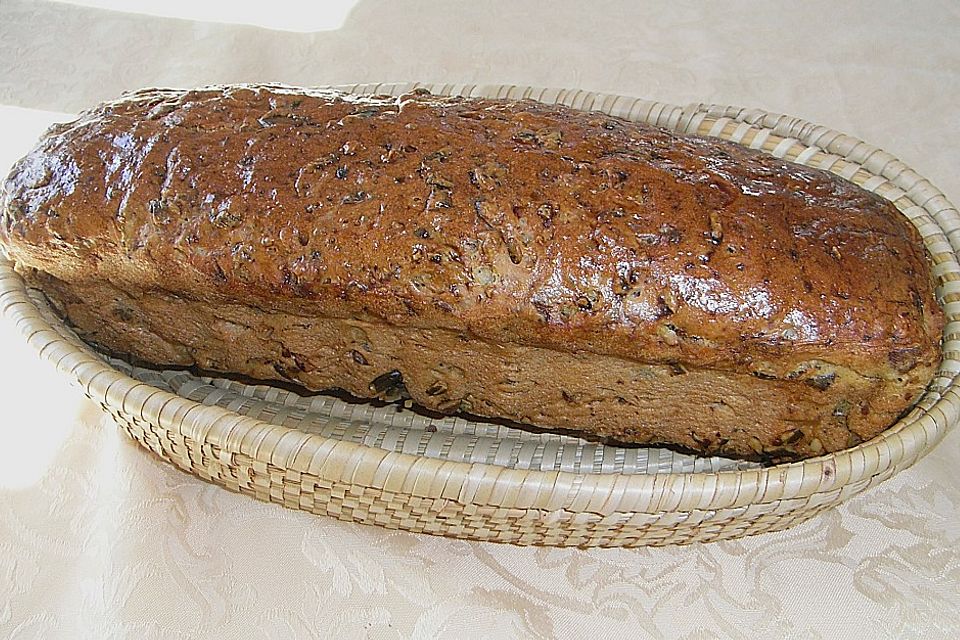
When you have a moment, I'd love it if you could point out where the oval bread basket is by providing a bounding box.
[2,83,958,547]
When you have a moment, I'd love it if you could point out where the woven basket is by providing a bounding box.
[2,83,957,547]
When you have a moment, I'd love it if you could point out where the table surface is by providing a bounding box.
[1,1,959,638]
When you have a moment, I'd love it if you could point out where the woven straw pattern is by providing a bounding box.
[2,84,957,547]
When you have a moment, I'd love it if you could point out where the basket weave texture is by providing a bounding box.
[2,83,957,547]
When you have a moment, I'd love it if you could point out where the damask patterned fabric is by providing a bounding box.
[1,1,958,637]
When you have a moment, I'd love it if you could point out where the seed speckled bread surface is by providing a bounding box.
[0,85,943,462]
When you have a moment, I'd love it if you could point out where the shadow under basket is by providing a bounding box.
[2,83,958,547]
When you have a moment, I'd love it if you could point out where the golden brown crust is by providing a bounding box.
[0,85,944,461]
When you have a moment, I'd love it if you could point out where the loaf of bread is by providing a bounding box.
[0,85,943,462]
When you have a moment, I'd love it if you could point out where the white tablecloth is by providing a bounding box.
[1,1,958,637]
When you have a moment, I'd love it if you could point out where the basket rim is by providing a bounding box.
[2,82,958,517]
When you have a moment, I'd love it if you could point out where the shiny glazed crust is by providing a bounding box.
[0,85,944,462]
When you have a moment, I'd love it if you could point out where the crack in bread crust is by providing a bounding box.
[31,272,923,463]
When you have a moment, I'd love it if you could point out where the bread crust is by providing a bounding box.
[0,85,943,461]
